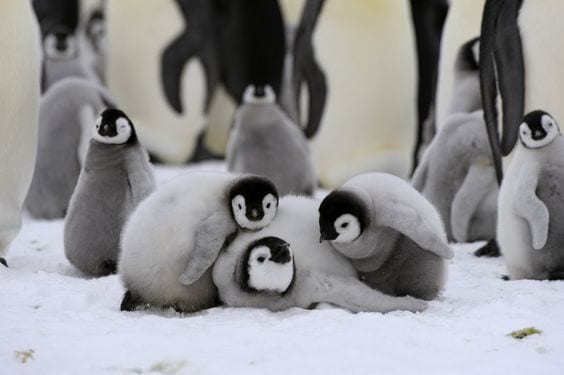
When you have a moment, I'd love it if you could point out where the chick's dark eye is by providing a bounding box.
[238,204,242,210]
[341,222,349,229]
[266,203,271,209]
[257,257,265,263]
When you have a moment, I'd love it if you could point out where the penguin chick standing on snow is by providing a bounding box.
[498,111,564,280]
[25,77,114,219]
[319,173,453,300]
[64,109,155,276]
[118,172,279,313]
[412,38,498,244]
[213,196,427,313]
[227,85,317,196]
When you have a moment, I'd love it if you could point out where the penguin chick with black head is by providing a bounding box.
[118,172,279,313]
[319,173,453,300]
[64,108,155,277]
[242,237,295,295]
[498,110,564,280]
[226,85,317,196]
[42,25,93,92]
[213,195,427,313]
[412,37,498,245]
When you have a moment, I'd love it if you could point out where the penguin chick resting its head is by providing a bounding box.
[241,236,294,294]
[318,191,367,243]
[228,176,279,231]
[93,108,137,145]
[519,110,561,149]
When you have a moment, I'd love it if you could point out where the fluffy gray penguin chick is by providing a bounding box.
[213,195,428,313]
[25,77,113,219]
[498,110,564,280]
[64,108,155,276]
[227,85,317,196]
[412,37,498,243]
[319,173,453,301]
[118,172,279,313]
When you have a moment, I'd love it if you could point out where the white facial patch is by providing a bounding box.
[44,34,77,59]
[232,193,278,231]
[247,246,294,293]
[243,85,276,104]
[472,40,480,65]
[92,116,132,144]
[519,115,560,148]
[332,214,361,243]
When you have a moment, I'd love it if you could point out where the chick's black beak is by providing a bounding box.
[319,231,336,243]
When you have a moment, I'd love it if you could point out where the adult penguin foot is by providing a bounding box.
[474,238,501,257]
[0,257,8,267]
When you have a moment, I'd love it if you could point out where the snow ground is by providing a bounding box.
[2,163,564,375]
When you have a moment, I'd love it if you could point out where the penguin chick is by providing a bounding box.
[25,77,114,219]
[118,172,279,313]
[226,85,317,196]
[213,196,428,313]
[498,110,564,280]
[412,110,498,243]
[41,25,94,92]
[64,109,155,277]
[447,36,481,117]
[319,173,453,301]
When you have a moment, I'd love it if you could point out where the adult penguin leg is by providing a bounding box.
[474,238,501,257]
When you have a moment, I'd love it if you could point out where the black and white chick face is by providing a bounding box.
[44,27,78,60]
[243,237,294,294]
[519,110,560,149]
[93,109,136,145]
[319,190,365,243]
[229,176,279,231]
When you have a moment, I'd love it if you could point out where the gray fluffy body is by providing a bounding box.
[227,87,316,196]
[412,111,498,242]
[25,78,112,219]
[64,137,155,277]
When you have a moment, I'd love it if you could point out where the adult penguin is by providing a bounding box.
[474,0,564,258]
[409,0,449,169]
[0,1,41,266]
[308,0,418,187]
[106,0,218,163]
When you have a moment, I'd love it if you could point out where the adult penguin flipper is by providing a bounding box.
[295,0,327,139]
[161,0,211,114]
[178,213,237,286]
[479,0,525,183]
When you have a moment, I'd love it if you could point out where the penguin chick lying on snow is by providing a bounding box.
[498,110,564,280]
[226,85,317,196]
[412,110,498,243]
[64,109,155,276]
[25,77,114,219]
[213,196,428,313]
[119,172,280,313]
[319,173,453,301]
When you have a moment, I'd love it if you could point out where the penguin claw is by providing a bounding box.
[0,257,7,267]
[473,239,501,257]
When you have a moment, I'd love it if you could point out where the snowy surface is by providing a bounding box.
[2,163,564,375]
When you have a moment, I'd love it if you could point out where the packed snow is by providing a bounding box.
[1,163,564,375]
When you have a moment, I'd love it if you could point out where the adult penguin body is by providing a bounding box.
[310,0,417,186]
[319,173,453,300]
[25,78,113,219]
[0,1,40,266]
[119,172,279,312]
[64,109,155,276]
[106,0,217,163]
[213,196,428,313]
